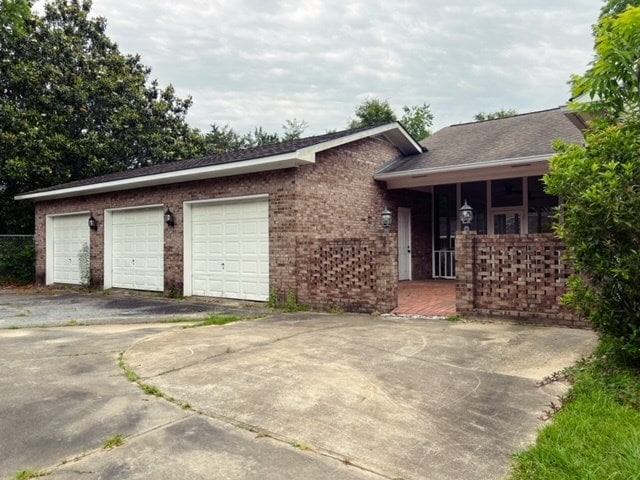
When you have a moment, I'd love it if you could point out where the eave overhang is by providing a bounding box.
[16,123,422,202]
[374,154,553,189]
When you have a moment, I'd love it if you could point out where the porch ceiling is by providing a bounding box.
[374,156,550,189]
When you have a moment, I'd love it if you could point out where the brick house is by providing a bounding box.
[16,107,586,319]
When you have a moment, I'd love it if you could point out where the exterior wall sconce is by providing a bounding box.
[164,208,175,227]
[88,215,98,230]
[460,200,473,232]
[381,206,392,232]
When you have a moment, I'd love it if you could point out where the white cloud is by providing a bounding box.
[73,0,603,134]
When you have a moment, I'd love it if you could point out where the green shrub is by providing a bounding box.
[545,120,640,358]
[0,237,35,284]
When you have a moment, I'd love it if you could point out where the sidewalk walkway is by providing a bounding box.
[393,279,456,316]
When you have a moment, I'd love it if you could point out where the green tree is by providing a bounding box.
[600,0,640,17]
[281,118,308,142]
[202,119,307,155]
[546,6,640,358]
[0,0,31,37]
[349,98,433,140]
[400,103,434,141]
[349,98,397,129]
[473,109,517,121]
[571,6,640,120]
[0,0,204,233]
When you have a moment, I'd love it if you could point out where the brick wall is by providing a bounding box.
[291,137,402,312]
[34,136,403,312]
[455,232,585,326]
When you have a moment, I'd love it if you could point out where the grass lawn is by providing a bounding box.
[509,341,640,480]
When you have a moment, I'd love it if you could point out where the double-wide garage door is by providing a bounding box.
[190,199,269,301]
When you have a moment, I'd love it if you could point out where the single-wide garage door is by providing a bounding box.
[112,207,164,292]
[51,214,90,285]
[191,199,269,301]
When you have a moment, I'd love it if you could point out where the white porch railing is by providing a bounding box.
[433,250,456,279]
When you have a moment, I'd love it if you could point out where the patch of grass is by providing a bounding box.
[446,314,462,322]
[103,434,125,449]
[118,354,139,382]
[117,353,191,410]
[196,314,243,326]
[291,441,311,451]
[509,343,640,479]
[12,470,46,480]
[16,309,31,317]
[62,320,81,327]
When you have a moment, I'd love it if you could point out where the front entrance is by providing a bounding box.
[398,207,412,280]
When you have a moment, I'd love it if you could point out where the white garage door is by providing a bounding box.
[112,208,164,292]
[191,199,269,301]
[52,214,90,285]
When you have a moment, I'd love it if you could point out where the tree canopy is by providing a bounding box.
[473,109,517,121]
[571,5,640,120]
[348,98,433,141]
[0,0,204,232]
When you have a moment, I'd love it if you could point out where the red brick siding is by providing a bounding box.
[455,232,585,326]
[34,137,403,312]
[291,137,401,312]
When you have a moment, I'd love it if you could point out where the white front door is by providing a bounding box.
[189,198,269,301]
[111,207,164,292]
[398,207,412,281]
[51,214,90,285]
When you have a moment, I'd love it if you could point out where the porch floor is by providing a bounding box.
[393,279,456,317]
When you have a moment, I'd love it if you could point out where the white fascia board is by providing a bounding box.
[376,155,552,189]
[16,152,309,201]
[375,154,552,181]
[296,123,422,159]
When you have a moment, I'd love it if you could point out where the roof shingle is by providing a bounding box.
[379,107,585,174]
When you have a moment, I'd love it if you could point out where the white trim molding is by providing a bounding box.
[16,124,421,202]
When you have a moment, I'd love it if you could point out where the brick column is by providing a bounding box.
[455,231,476,314]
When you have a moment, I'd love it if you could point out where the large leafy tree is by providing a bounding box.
[348,98,433,141]
[0,0,205,233]
[546,6,640,357]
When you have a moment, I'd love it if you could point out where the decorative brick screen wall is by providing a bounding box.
[455,232,585,326]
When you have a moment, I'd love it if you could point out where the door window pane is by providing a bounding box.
[494,213,521,234]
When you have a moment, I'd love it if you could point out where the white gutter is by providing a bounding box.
[16,152,308,201]
[374,153,552,181]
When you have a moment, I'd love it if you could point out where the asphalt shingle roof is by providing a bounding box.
[379,107,585,174]
[25,125,377,195]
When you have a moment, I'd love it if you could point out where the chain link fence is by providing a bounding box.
[0,235,35,284]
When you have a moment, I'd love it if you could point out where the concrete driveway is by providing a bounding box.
[0,295,597,480]
[0,288,268,328]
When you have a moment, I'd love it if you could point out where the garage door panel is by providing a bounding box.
[191,199,268,301]
[111,208,164,292]
[51,215,90,285]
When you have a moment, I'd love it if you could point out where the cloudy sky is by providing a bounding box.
[80,0,602,136]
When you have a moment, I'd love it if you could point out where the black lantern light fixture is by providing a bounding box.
[460,200,473,232]
[381,206,392,232]
[164,207,175,227]
[88,214,98,230]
